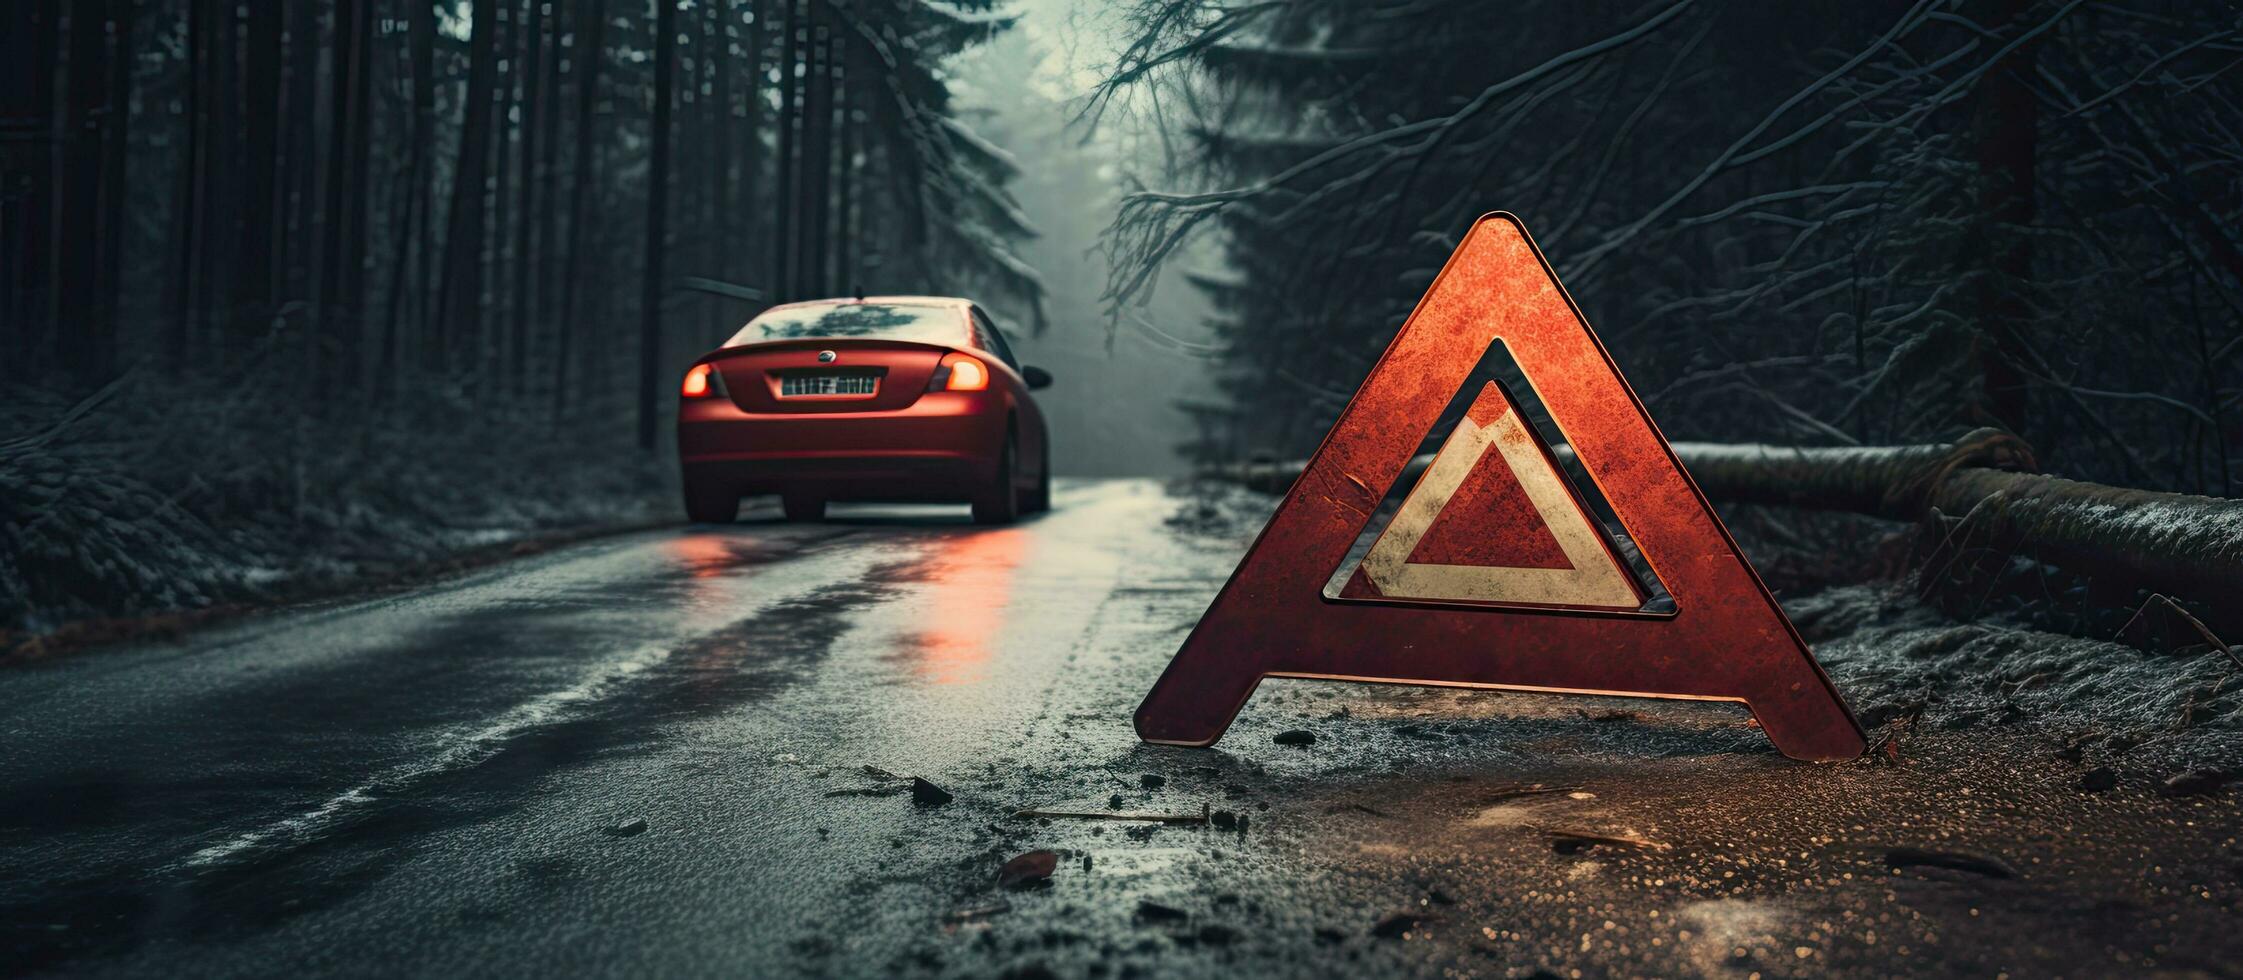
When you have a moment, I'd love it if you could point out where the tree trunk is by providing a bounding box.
[437,0,500,370]
[203,0,235,347]
[741,0,764,287]
[639,0,679,450]
[319,0,374,390]
[771,0,800,302]
[280,0,320,307]
[94,0,133,361]
[487,0,520,387]
[54,0,116,378]
[0,2,57,378]
[508,0,548,396]
[800,13,832,299]
[832,53,852,293]
[556,0,606,424]
[233,0,283,339]
[533,0,566,395]
[712,0,734,287]
[1970,0,2038,437]
[409,0,436,370]
[163,0,202,364]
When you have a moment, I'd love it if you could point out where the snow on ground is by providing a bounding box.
[1,378,672,646]
[1172,482,2242,781]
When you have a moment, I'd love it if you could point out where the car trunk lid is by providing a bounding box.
[704,340,949,413]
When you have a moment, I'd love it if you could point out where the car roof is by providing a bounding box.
[758,295,976,315]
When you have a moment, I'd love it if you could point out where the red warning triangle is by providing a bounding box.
[1338,381,1641,610]
[1136,214,1863,762]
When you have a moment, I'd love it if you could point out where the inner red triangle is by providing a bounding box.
[1405,415,1573,569]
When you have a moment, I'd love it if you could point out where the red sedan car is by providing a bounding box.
[676,296,1054,524]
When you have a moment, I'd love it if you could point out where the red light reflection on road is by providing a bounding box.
[905,527,1027,685]
[667,533,740,580]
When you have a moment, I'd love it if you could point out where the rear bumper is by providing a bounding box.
[677,391,1005,501]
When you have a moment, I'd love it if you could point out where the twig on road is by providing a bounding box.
[1013,803,1211,824]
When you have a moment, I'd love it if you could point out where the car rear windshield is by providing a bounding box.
[726,303,964,347]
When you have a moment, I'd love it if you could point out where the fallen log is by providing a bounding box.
[1204,428,2243,619]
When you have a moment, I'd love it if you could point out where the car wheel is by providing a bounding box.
[782,492,826,522]
[684,479,739,524]
[1026,442,1052,513]
[972,432,1021,525]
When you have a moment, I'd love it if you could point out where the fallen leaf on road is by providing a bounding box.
[998,850,1059,889]
[1371,912,1437,938]
[1135,900,1189,923]
[1883,846,2016,879]
[2160,769,2230,798]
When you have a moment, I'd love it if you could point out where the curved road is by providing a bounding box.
[4,480,2237,977]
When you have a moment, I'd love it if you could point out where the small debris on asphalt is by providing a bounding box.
[1370,912,1435,939]
[1108,793,1126,809]
[913,777,954,807]
[997,850,1059,889]
[1135,900,1189,923]
[1210,810,1238,830]
[1549,830,1666,854]
[2078,767,2118,792]
[2160,769,2230,798]
[824,786,907,798]
[1313,927,1347,944]
[606,817,648,837]
[943,901,1011,923]
[1883,846,2016,879]
[1274,729,1317,747]
[1140,774,1165,790]
[1481,783,1574,804]
[1011,807,1207,824]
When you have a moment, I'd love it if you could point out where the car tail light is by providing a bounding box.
[932,353,989,392]
[682,363,716,398]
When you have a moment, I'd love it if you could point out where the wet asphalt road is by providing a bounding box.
[4,479,2239,978]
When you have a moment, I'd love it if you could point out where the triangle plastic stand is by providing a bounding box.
[1136,213,1864,761]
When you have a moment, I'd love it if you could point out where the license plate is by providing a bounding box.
[781,372,878,396]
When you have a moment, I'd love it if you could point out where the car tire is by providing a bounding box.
[684,479,739,524]
[1026,442,1052,513]
[972,432,1021,525]
[782,493,826,522]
